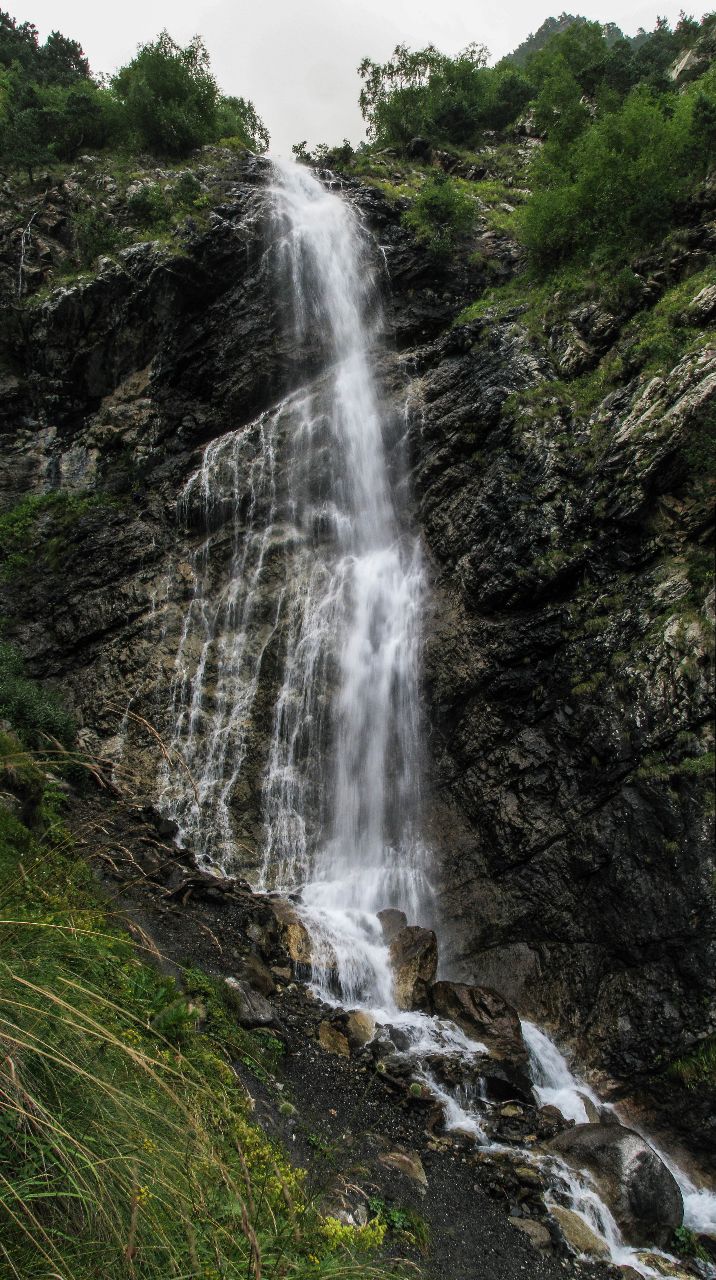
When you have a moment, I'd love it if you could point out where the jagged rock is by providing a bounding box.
[224,977,275,1027]
[508,1217,552,1249]
[547,1124,683,1247]
[376,908,407,942]
[318,1021,350,1057]
[389,926,438,1010]
[549,1205,610,1259]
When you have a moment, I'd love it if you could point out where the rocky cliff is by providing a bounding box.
[1,145,713,1163]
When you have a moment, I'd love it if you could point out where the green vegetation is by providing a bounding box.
[367,1198,429,1252]
[343,13,716,276]
[402,171,476,256]
[521,69,716,269]
[0,730,391,1277]
[668,1035,716,1089]
[0,490,112,581]
[0,11,269,176]
[0,642,75,747]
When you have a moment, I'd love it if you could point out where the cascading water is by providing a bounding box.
[160,160,715,1279]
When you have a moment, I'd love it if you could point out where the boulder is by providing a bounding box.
[429,981,532,1097]
[224,977,275,1028]
[270,899,316,969]
[389,926,438,1010]
[547,1124,683,1247]
[549,1205,610,1259]
[508,1217,551,1249]
[376,908,407,943]
[344,1010,376,1048]
[237,951,276,996]
[318,1021,349,1057]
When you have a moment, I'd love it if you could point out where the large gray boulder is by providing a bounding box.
[547,1123,683,1247]
[389,926,438,1010]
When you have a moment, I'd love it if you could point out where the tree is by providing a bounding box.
[113,32,220,157]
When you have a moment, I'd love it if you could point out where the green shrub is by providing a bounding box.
[403,173,475,257]
[520,72,716,270]
[126,182,171,228]
[0,641,75,747]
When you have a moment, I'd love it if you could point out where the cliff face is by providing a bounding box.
[1,148,713,1156]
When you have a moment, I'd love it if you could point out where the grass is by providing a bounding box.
[0,727,396,1279]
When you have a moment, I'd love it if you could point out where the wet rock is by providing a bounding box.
[508,1217,552,1249]
[237,951,276,997]
[270,899,316,969]
[224,977,275,1028]
[549,1205,610,1259]
[428,982,532,1098]
[547,1124,683,1247]
[634,1254,695,1279]
[377,908,408,942]
[344,1010,376,1048]
[389,926,438,1011]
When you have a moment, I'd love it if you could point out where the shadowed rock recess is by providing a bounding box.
[1,143,714,1196]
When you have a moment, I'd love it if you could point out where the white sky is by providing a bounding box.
[10,0,698,153]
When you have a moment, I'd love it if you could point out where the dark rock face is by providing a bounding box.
[547,1124,684,1247]
[396,214,715,1154]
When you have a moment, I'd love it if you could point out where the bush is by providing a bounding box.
[358,42,532,149]
[403,172,476,257]
[520,73,716,270]
[0,640,75,747]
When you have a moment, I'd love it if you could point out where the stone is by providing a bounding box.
[377,1149,428,1188]
[508,1217,551,1249]
[547,1124,683,1247]
[428,982,532,1097]
[318,1021,350,1057]
[270,899,316,969]
[549,1205,610,1259]
[376,908,407,943]
[237,951,276,997]
[634,1254,695,1279]
[389,926,438,1011]
[224,977,275,1028]
[344,1010,376,1048]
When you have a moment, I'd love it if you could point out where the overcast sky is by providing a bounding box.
[11,0,697,153]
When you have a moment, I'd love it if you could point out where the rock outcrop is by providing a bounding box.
[548,1124,684,1247]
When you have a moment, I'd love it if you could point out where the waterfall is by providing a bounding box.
[159,160,715,1279]
[161,158,430,1000]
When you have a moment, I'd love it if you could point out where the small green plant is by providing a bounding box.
[0,641,75,747]
[126,182,171,228]
[368,1196,429,1251]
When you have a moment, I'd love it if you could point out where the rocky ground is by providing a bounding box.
[72,781,702,1280]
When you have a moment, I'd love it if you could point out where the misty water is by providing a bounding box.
[161,159,715,1279]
